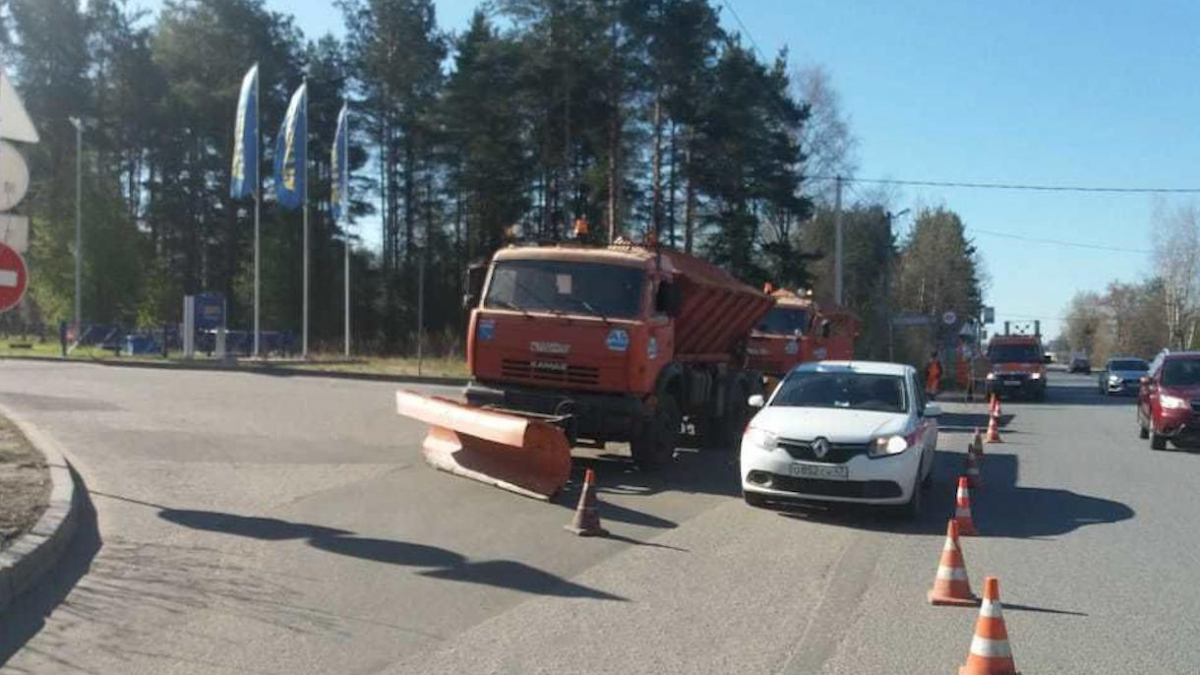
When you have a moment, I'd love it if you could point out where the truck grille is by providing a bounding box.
[501,359,601,386]
[777,438,869,464]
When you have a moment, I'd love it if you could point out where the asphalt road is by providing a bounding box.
[0,361,1195,674]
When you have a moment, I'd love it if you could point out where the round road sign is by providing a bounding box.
[942,311,957,326]
[0,242,28,313]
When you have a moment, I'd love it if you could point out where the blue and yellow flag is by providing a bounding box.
[230,64,258,199]
[332,103,349,221]
[274,82,307,210]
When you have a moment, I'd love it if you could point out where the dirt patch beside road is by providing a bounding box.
[0,414,49,550]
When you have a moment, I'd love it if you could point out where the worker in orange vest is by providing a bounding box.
[924,350,943,400]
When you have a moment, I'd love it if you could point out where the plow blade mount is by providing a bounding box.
[395,390,573,500]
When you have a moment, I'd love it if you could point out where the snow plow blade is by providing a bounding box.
[395,390,572,500]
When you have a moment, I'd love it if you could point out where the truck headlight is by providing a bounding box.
[869,435,909,458]
[1030,372,1042,380]
[986,372,997,380]
[1161,394,1191,410]
[744,427,778,452]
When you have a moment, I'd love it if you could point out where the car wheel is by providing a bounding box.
[1150,428,1167,451]
[743,491,768,508]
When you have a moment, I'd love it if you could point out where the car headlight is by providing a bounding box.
[1109,375,1121,384]
[744,427,778,451]
[1161,394,1191,410]
[1030,372,1042,380]
[986,372,997,380]
[869,435,909,458]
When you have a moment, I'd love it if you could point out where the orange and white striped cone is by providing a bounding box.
[985,411,1002,444]
[564,468,609,537]
[965,449,982,488]
[954,476,978,536]
[927,520,979,606]
[988,393,998,417]
[959,577,1020,675]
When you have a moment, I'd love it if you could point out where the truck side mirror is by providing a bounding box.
[463,260,489,310]
[656,281,683,317]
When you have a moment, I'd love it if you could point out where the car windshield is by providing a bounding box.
[757,307,810,335]
[1161,360,1200,387]
[771,370,908,413]
[988,343,1042,363]
[484,259,645,319]
[1109,360,1147,372]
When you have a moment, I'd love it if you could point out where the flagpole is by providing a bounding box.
[301,78,309,359]
[343,103,351,359]
[253,64,261,359]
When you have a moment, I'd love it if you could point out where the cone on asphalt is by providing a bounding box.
[964,448,983,488]
[565,468,609,537]
[985,411,1003,444]
[954,476,978,536]
[971,428,985,456]
[927,520,979,606]
[958,577,1020,675]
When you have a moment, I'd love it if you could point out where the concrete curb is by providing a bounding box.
[0,355,468,388]
[0,403,80,615]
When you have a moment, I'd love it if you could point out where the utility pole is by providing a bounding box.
[70,117,82,333]
[884,208,910,362]
[833,175,844,306]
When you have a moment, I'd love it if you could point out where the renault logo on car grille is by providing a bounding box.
[812,437,831,459]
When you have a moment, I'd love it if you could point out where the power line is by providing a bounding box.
[809,175,1200,194]
[718,0,768,64]
[969,228,1153,255]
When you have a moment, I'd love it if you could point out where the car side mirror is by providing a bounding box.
[748,394,765,409]
[923,403,942,418]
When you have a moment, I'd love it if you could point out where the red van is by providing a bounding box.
[1138,350,1200,450]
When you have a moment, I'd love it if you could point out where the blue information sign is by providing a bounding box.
[195,293,226,330]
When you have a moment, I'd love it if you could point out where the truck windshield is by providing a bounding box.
[757,307,810,335]
[772,371,907,413]
[485,259,645,319]
[988,343,1042,363]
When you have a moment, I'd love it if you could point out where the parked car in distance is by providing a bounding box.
[1138,351,1200,450]
[1099,357,1149,396]
[740,361,939,519]
[1069,355,1091,374]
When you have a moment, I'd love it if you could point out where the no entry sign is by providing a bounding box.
[0,242,28,313]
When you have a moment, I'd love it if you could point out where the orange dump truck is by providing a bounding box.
[396,241,772,499]
[746,289,858,381]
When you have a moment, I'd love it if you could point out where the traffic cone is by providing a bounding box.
[564,468,609,537]
[954,476,978,536]
[958,577,1020,675]
[927,520,979,606]
[985,411,1002,444]
[971,428,985,457]
[988,393,998,417]
[965,449,982,488]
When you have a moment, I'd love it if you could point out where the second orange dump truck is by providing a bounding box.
[397,240,772,498]
[747,288,858,384]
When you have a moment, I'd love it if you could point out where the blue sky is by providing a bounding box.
[134,0,1200,338]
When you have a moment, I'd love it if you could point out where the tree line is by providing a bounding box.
[0,0,983,362]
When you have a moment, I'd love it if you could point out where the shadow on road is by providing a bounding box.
[778,451,1135,539]
[0,464,102,669]
[143,503,625,602]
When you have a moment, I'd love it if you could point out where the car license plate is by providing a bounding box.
[1003,380,1022,387]
[789,463,848,481]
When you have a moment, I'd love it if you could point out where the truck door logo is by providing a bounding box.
[478,319,495,341]
[606,329,629,353]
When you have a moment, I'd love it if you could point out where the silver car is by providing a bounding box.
[1099,357,1149,395]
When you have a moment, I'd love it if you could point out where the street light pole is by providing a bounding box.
[883,208,910,362]
[833,175,844,306]
[69,117,82,333]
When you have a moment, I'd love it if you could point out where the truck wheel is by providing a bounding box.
[632,395,681,470]
[716,388,750,452]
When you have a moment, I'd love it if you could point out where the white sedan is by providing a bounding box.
[740,361,940,518]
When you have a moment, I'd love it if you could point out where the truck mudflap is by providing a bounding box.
[395,390,572,500]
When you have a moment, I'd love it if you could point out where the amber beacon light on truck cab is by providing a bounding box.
[397,238,773,499]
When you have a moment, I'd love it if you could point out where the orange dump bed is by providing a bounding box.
[660,250,773,357]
